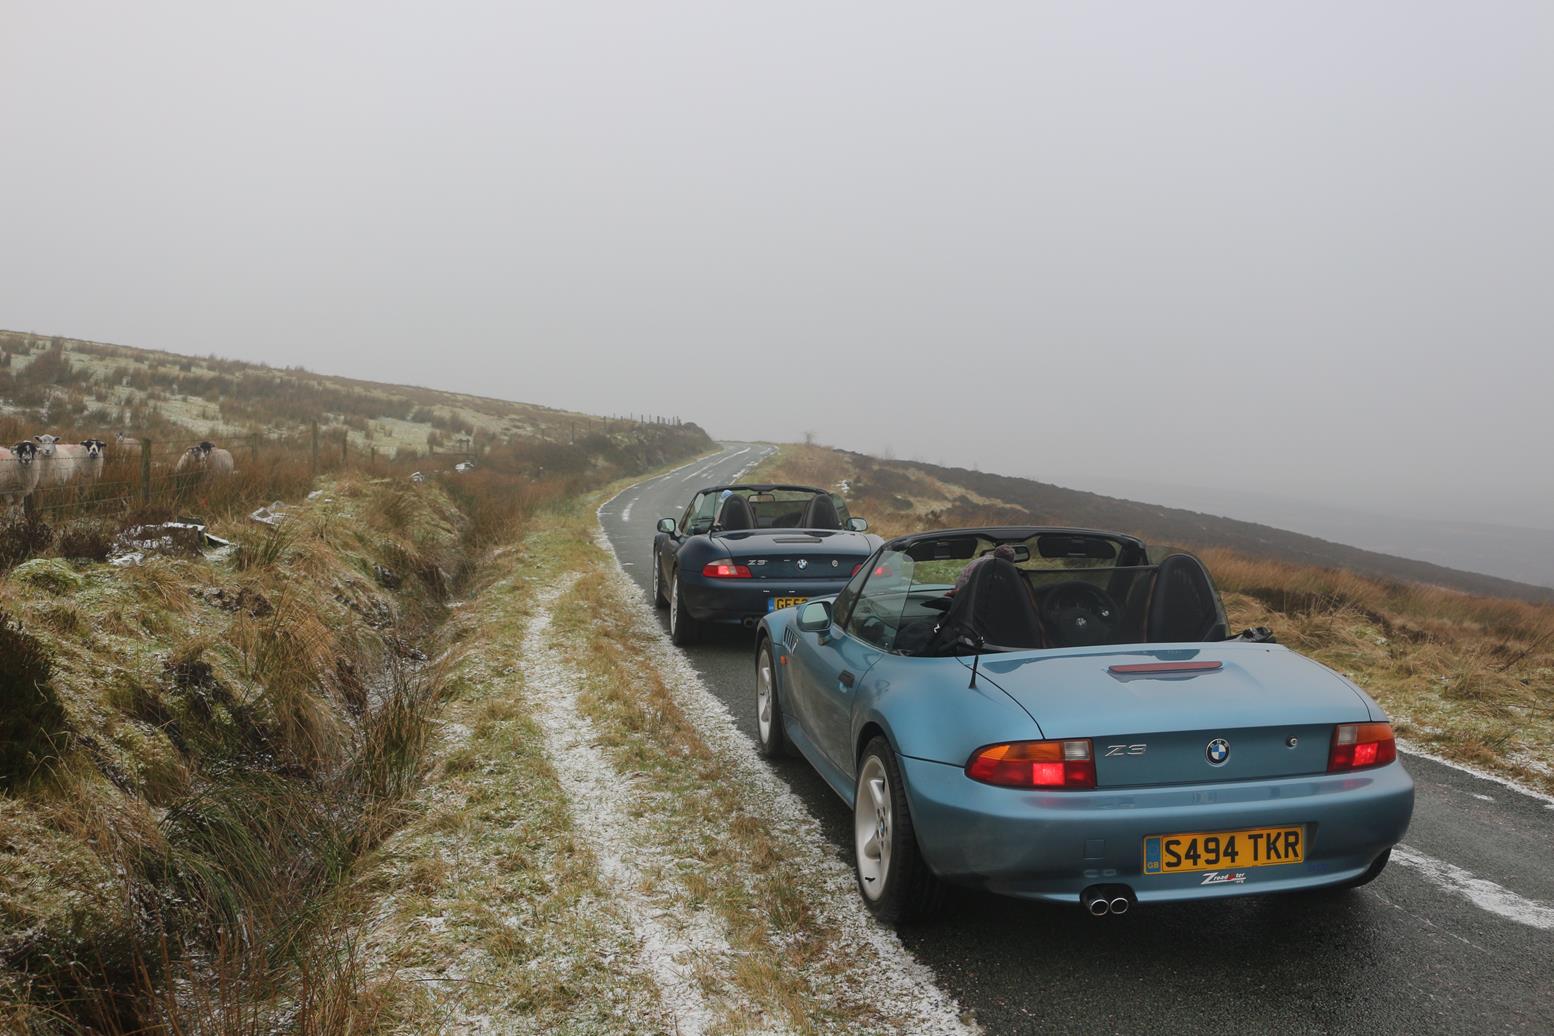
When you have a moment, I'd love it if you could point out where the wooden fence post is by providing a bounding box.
[311,423,320,476]
[340,433,348,468]
[250,434,259,465]
[141,440,152,504]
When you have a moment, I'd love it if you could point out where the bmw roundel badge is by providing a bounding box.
[797,559,808,570]
[1205,738,1231,766]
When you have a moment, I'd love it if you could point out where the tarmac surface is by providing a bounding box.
[600,444,1554,1035]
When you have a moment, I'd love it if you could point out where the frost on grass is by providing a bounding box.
[524,577,737,1036]
[355,490,971,1035]
[588,522,974,1035]
[351,570,672,1035]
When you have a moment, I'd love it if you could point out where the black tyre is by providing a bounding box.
[1342,849,1391,890]
[651,553,669,609]
[1306,848,1391,897]
[854,736,945,923]
[755,639,788,758]
[669,572,699,646]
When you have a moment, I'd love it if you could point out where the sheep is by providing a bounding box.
[31,433,86,489]
[115,432,142,451]
[176,441,235,478]
[80,439,107,482]
[1,441,40,513]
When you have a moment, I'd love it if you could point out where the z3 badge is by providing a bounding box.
[1200,871,1248,886]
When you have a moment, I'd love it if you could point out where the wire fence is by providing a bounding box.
[11,425,472,525]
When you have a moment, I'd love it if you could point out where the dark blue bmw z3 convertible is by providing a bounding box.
[754,526,1415,922]
[652,483,881,644]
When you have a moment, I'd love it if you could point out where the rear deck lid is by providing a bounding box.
[714,529,874,579]
[976,643,1375,786]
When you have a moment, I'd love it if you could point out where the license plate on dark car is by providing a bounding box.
[1142,825,1304,874]
[768,596,807,611]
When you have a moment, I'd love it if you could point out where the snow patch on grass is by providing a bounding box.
[591,523,975,1035]
[524,576,734,1036]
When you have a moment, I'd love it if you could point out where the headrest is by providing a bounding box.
[1146,553,1228,642]
[799,494,842,530]
[929,558,1045,653]
[716,494,756,531]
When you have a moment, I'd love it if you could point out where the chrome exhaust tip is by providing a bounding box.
[1109,895,1131,915]
[1082,887,1111,916]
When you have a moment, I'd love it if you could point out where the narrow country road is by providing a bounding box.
[600,444,1554,1035]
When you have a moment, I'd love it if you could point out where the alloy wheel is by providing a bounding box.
[756,647,774,742]
[854,754,893,900]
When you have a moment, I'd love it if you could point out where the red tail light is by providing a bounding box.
[966,739,1096,789]
[850,563,862,576]
[702,559,752,579]
[1328,722,1396,772]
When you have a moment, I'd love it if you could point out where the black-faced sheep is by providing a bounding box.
[80,439,107,482]
[1,441,40,512]
[31,434,105,488]
[175,441,235,478]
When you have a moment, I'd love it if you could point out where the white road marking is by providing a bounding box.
[1471,793,1495,803]
[1392,844,1554,931]
[1398,739,1554,807]
[620,495,636,522]
[727,446,772,484]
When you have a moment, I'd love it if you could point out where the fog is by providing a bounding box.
[3,1,1551,533]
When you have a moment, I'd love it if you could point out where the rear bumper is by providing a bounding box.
[680,575,851,625]
[900,756,1415,904]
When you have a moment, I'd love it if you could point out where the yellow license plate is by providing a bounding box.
[1142,825,1304,874]
[768,596,807,611]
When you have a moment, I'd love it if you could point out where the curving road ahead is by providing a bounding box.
[601,444,1554,1034]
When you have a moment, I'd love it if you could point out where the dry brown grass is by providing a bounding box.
[0,475,487,1030]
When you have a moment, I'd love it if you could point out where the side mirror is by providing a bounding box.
[656,518,677,534]
[796,600,832,633]
[845,517,869,532]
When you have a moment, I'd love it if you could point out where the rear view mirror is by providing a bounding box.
[797,600,832,633]
[845,517,869,532]
[656,518,677,534]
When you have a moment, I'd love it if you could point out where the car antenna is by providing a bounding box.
[959,628,986,688]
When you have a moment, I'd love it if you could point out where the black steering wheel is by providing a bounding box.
[1039,581,1123,647]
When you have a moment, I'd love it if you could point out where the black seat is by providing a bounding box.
[926,558,1045,653]
[798,494,843,530]
[716,495,756,531]
[1145,554,1228,642]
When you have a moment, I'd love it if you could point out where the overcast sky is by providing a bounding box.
[3,2,1551,529]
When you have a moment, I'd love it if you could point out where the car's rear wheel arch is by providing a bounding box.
[856,721,889,770]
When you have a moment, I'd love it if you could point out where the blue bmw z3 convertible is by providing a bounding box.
[753,526,1414,922]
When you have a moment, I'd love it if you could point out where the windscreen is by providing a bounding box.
[847,533,1182,654]
[688,488,851,532]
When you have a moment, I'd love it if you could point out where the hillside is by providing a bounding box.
[773,447,1553,605]
[0,329,705,476]
[754,444,1554,796]
[0,331,715,1030]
